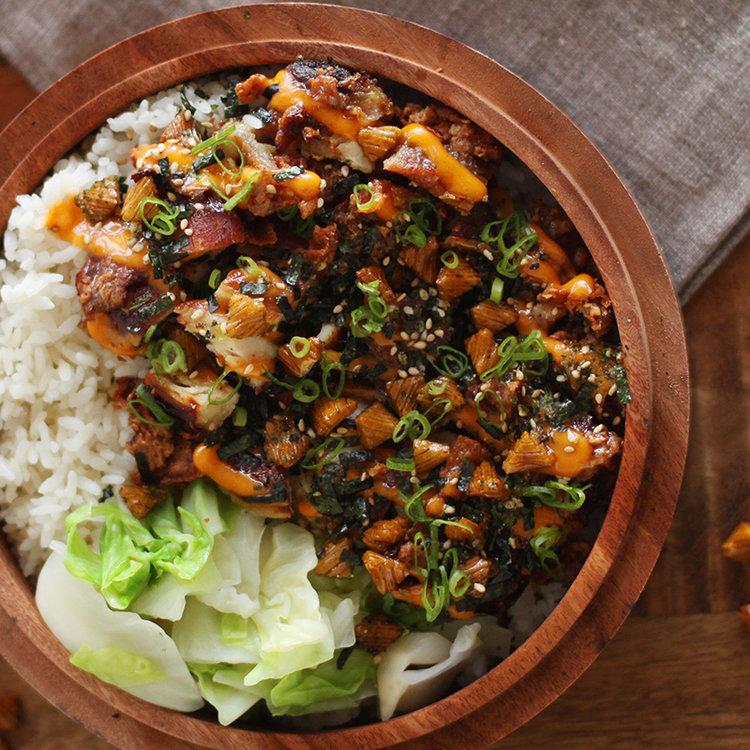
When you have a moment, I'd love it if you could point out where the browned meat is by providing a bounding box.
[119,484,169,519]
[143,367,239,432]
[314,538,354,578]
[355,612,405,654]
[304,224,338,268]
[76,256,171,343]
[440,435,491,499]
[76,256,137,314]
[363,550,409,594]
[183,200,248,259]
[502,431,555,474]
[400,102,501,167]
[362,517,410,553]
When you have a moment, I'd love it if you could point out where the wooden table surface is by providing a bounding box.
[1,62,749,750]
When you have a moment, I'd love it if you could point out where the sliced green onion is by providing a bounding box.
[479,329,548,381]
[208,268,223,289]
[208,370,242,405]
[480,209,538,279]
[440,250,459,269]
[530,526,564,579]
[127,383,174,428]
[322,358,346,400]
[232,407,248,427]
[401,223,426,248]
[140,197,180,236]
[408,198,442,235]
[292,379,320,403]
[236,255,260,278]
[356,279,381,296]
[426,379,449,396]
[474,388,507,438]
[142,323,158,344]
[190,124,237,155]
[301,436,346,469]
[351,306,384,338]
[212,141,244,179]
[207,173,230,201]
[223,171,260,211]
[385,457,416,472]
[392,410,431,443]
[157,340,187,374]
[399,483,434,522]
[353,183,375,211]
[490,277,504,303]
[520,480,589,510]
[424,398,452,425]
[289,336,311,358]
[431,345,469,378]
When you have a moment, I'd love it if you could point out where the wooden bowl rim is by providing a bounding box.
[0,4,689,749]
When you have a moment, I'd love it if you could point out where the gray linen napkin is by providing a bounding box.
[1,0,748,301]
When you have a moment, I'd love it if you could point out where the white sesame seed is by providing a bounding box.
[180,218,188,230]
[595,392,604,404]
[429,287,438,297]
[515,369,525,381]
[404,306,414,315]
[167,192,177,202]
[613,416,622,425]
[410,331,419,340]
[400,331,410,340]
[398,369,408,378]
[588,373,597,382]
[382,256,391,266]
[170,160,179,174]
[332,304,343,314]
[593,424,605,433]
[414,341,427,350]
[580,345,590,354]
[184,228,194,236]
[426,334,436,342]
[580,360,592,369]
[184,110,192,120]
[567,429,578,443]
[473,582,486,593]
[434,329,445,337]
[194,202,205,210]
[443,504,455,515]
[517,406,527,417]
[563,445,575,453]
[341,165,350,176]
[608,383,618,396]
[307,428,316,438]
[482,248,494,260]
[408,367,420,376]
[389,345,398,356]
[571,369,580,379]
[530,418,537,430]
[265,184,277,195]
[317,197,325,208]
[556,374,566,382]
[136,157,144,170]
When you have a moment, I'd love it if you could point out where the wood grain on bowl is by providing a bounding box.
[0,4,688,749]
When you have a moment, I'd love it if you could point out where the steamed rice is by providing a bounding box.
[0,80,230,574]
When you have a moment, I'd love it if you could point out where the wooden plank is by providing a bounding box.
[496,611,750,749]
[636,230,750,616]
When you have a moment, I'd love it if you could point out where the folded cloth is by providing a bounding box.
[1,0,748,300]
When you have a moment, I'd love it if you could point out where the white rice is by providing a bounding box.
[0,79,229,575]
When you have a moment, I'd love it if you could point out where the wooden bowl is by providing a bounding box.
[0,4,689,748]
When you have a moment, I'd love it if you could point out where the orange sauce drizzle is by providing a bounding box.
[193,444,269,497]
[395,124,487,203]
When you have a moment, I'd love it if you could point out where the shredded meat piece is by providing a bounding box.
[355,612,405,654]
[502,432,556,474]
[362,517,410,553]
[400,102,501,168]
[362,550,409,594]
